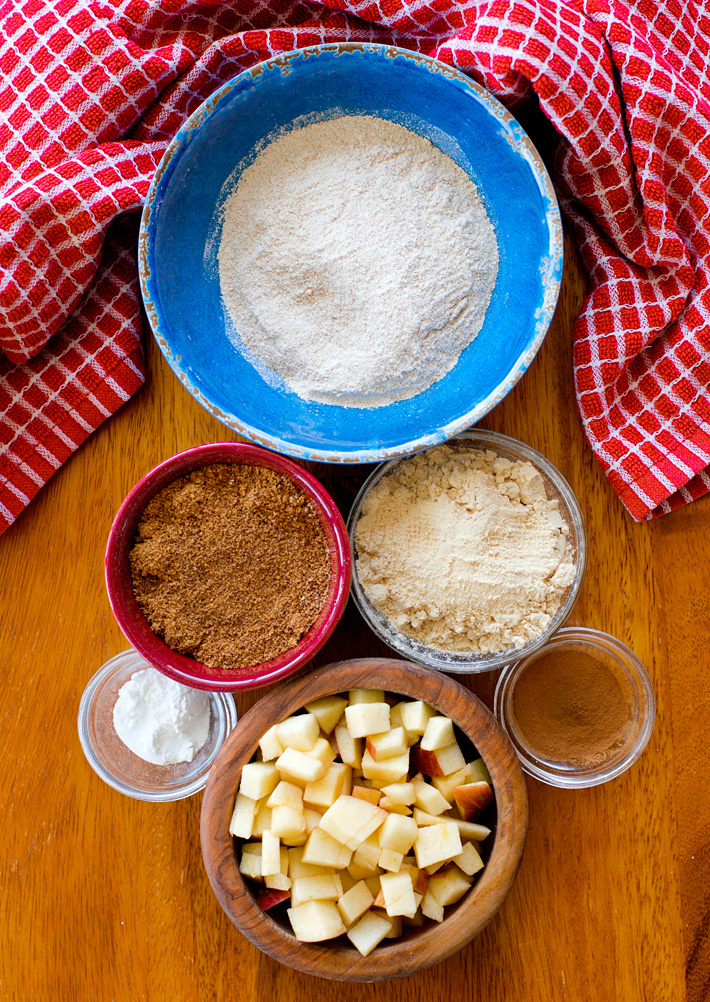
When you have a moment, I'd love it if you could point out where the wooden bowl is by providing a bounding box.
[200,658,528,981]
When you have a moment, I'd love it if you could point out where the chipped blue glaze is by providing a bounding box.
[139,43,563,464]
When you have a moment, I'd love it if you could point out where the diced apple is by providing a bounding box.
[400,701,436,735]
[237,695,491,955]
[304,762,351,809]
[259,887,290,910]
[319,795,387,850]
[378,798,412,815]
[303,808,323,835]
[339,869,358,894]
[364,875,381,898]
[349,833,382,877]
[347,860,381,881]
[229,793,258,839]
[366,727,408,761]
[469,757,492,785]
[380,870,417,918]
[259,725,283,762]
[304,695,348,734]
[421,888,444,923]
[389,702,407,729]
[253,803,273,836]
[453,842,484,877]
[348,689,385,704]
[239,762,279,801]
[276,713,320,752]
[378,813,419,856]
[271,805,306,841]
[431,764,474,802]
[415,742,466,778]
[453,819,491,842]
[414,823,462,869]
[334,720,363,769]
[287,846,334,881]
[361,748,410,785]
[413,808,484,841]
[261,831,281,876]
[267,781,303,811]
[265,872,291,891]
[287,900,346,942]
[345,702,390,739]
[381,782,415,805]
[239,848,262,881]
[302,828,352,869]
[275,747,326,786]
[453,781,494,821]
[290,873,343,907]
[352,785,381,806]
[379,848,403,872]
[382,913,403,938]
[240,841,262,854]
[411,774,450,816]
[428,866,472,906]
[276,846,290,875]
[420,716,455,751]
[412,867,430,896]
[347,910,392,956]
[305,736,337,771]
[337,880,375,926]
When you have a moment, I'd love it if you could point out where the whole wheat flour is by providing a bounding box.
[217,116,498,408]
[354,445,576,653]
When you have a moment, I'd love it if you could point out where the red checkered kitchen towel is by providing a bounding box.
[2,0,710,532]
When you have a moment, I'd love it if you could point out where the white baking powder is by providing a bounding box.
[217,115,498,408]
[113,667,210,765]
[355,446,576,653]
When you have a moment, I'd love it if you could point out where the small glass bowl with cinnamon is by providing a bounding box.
[493,627,655,788]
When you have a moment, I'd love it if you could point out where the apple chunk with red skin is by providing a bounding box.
[258,887,290,910]
[413,742,466,778]
[453,781,494,821]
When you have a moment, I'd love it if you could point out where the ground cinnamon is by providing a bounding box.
[510,646,634,767]
[129,463,330,671]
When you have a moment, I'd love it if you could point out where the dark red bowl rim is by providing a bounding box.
[105,442,352,692]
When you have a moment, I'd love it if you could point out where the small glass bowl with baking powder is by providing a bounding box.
[348,429,587,673]
[78,649,238,801]
[494,627,656,787]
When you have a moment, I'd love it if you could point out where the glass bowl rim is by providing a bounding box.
[77,649,238,801]
[493,626,656,788]
[347,429,587,673]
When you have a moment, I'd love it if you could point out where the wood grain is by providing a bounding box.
[200,658,528,981]
[0,228,706,1000]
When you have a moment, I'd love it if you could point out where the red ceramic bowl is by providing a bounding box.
[105,443,351,692]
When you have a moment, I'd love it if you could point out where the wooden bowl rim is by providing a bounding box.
[200,658,528,981]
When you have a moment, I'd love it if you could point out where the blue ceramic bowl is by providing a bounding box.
[140,43,563,463]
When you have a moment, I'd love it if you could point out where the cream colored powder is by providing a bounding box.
[217,115,498,408]
[354,445,576,653]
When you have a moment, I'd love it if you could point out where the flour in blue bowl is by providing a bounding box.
[217,115,499,409]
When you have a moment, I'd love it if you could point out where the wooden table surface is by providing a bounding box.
[2,228,709,1002]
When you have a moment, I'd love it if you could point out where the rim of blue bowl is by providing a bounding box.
[139,42,564,464]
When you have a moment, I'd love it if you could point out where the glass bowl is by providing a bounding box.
[493,627,655,788]
[347,430,587,673]
[78,649,238,801]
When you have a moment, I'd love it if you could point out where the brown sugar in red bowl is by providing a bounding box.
[130,462,330,672]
